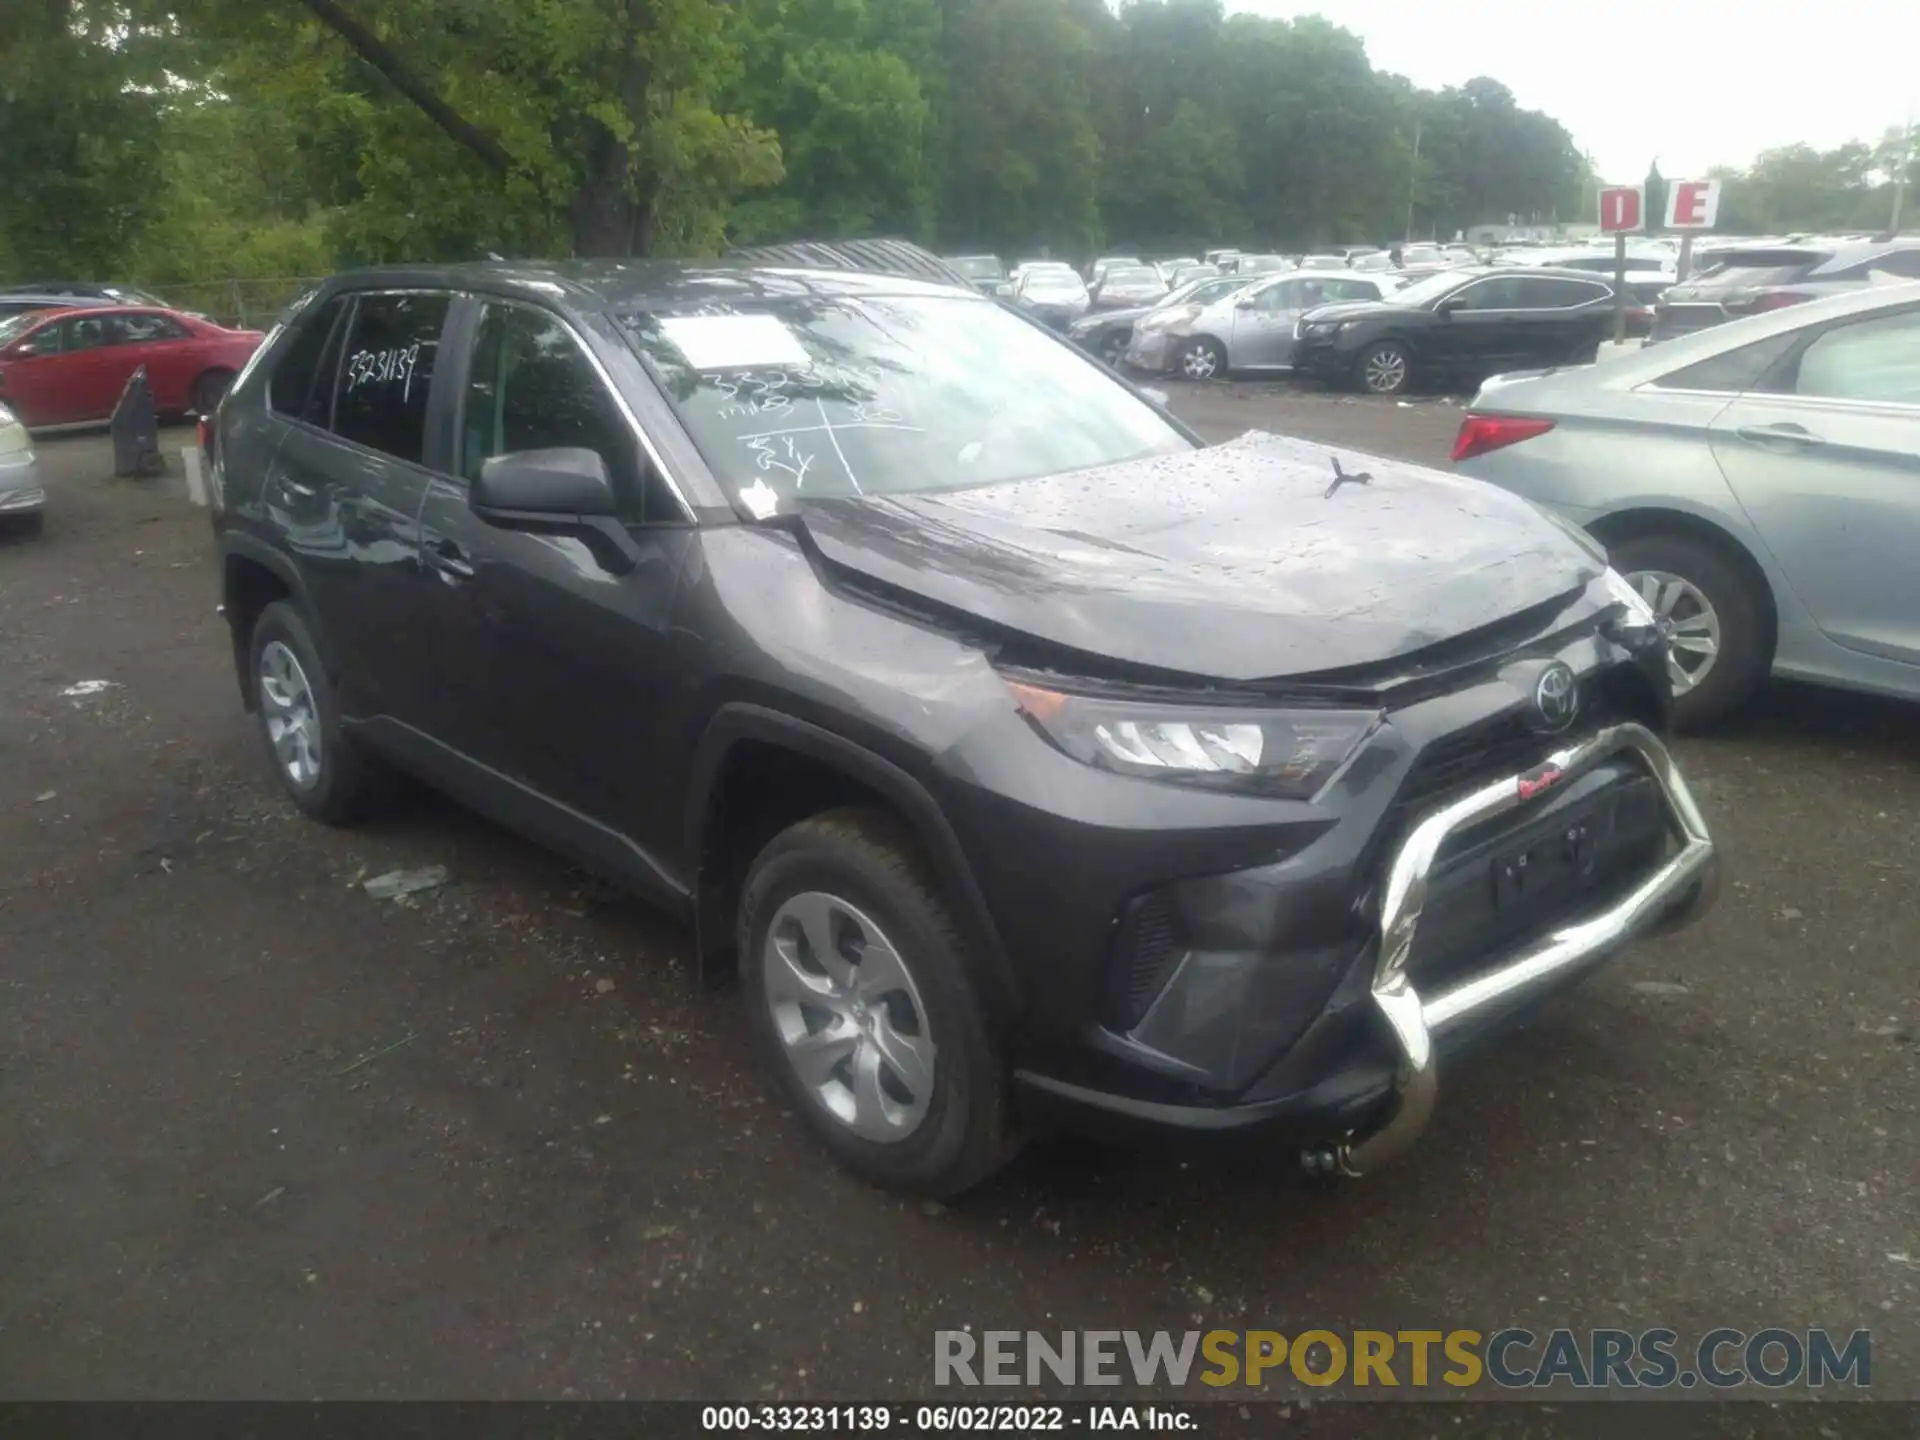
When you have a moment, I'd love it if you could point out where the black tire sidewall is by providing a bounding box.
[248,600,371,822]
[1610,533,1770,730]
[737,811,1009,1195]
[195,370,233,417]
[1359,340,1409,394]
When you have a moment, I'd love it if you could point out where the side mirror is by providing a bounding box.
[1435,297,1463,317]
[1234,297,1257,310]
[473,447,617,518]
[9,340,45,358]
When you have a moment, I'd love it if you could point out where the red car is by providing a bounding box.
[0,305,265,428]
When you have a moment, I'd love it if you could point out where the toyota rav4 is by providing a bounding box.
[210,261,1718,1195]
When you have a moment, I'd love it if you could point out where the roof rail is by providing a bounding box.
[724,237,975,290]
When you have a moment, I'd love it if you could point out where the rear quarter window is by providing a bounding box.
[269,296,350,421]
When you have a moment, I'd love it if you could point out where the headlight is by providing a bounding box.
[1137,305,1201,333]
[1004,680,1379,799]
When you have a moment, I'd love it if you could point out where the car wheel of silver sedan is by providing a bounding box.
[1176,338,1225,381]
[1609,532,1772,732]
[1627,569,1722,695]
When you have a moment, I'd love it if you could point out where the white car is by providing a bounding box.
[0,401,44,534]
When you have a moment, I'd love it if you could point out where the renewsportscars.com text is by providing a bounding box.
[933,1328,1871,1391]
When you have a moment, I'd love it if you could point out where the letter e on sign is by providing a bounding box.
[1664,180,1722,230]
[1598,186,1643,233]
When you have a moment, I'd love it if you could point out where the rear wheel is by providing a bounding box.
[1175,336,1226,381]
[738,807,1016,1196]
[1608,532,1771,730]
[249,601,390,823]
[1357,340,1410,395]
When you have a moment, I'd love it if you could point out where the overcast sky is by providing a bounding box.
[1228,0,1915,182]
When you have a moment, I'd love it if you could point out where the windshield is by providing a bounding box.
[947,256,1002,280]
[621,295,1190,516]
[1384,269,1481,306]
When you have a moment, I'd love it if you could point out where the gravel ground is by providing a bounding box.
[2,397,1915,1416]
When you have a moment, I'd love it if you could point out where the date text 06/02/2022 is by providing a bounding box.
[699,1404,1194,1431]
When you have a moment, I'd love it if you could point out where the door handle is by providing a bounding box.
[424,538,475,581]
[1736,422,1824,447]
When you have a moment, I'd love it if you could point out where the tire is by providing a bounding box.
[1608,532,1771,731]
[1174,336,1226,382]
[738,807,1017,1196]
[193,369,235,418]
[1,511,44,539]
[1098,331,1129,368]
[248,600,389,824]
[1356,339,1410,395]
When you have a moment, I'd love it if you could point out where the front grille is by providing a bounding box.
[1104,891,1186,1031]
[1395,673,1625,821]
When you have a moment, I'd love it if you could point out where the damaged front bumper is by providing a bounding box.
[1302,722,1715,1176]
[1014,722,1716,1173]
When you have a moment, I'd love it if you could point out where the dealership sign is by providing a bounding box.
[1597,186,1643,233]
[1664,179,1723,229]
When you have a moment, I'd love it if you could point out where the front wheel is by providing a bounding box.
[1609,533,1772,730]
[1098,330,1130,368]
[1357,340,1410,395]
[738,808,1016,1196]
[1175,336,1226,381]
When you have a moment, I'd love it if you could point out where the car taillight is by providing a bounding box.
[1452,414,1555,463]
[197,415,213,453]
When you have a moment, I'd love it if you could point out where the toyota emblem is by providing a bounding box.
[1531,662,1580,732]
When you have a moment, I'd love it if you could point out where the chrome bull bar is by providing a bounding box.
[1306,722,1716,1179]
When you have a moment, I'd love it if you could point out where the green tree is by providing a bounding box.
[937,0,1104,256]
[0,1,166,279]
[726,0,939,243]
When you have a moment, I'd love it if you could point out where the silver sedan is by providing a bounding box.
[1125,269,1397,380]
[0,401,44,535]
[1453,282,1920,727]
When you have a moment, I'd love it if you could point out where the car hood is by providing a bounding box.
[1075,302,1159,329]
[793,431,1602,683]
[1300,299,1419,325]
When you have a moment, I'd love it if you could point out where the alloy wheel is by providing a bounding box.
[1100,334,1128,367]
[258,640,323,788]
[762,891,936,1143]
[1179,342,1219,380]
[1628,569,1721,694]
[1362,346,1407,394]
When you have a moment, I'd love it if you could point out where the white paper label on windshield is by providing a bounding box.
[659,314,810,371]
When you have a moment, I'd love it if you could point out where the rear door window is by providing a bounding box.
[1775,308,1920,405]
[117,313,190,343]
[1512,277,1609,309]
[1650,332,1799,392]
[330,293,451,464]
[269,295,350,423]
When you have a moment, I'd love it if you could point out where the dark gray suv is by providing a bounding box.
[210,260,1717,1195]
